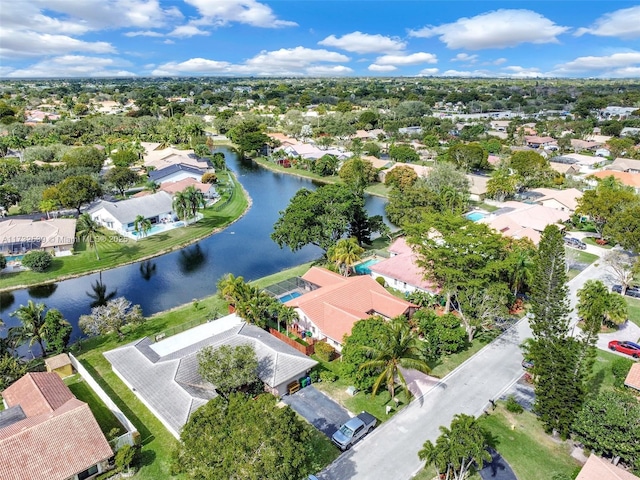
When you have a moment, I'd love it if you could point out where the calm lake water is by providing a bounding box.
[0,148,390,344]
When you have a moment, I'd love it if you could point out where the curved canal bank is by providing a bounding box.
[1,147,390,342]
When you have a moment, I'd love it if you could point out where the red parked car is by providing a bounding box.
[608,340,640,358]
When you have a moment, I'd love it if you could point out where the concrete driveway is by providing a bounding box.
[281,385,352,438]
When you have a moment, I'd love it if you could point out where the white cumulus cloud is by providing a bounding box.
[501,66,544,78]
[451,53,478,63]
[418,68,439,76]
[5,55,136,77]
[576,6,640,39]
[556,52,640,72]
[409,9,569,50]
[124,30,164,37]
[319,32,406,54]
[152,58,232,76]
[368,64,397,72]
[168,24,211,38]
[306,65,353,75]
[0,30,115,59]
[373,52,437,66]
[184,0,297,28]
[442,69,491,77]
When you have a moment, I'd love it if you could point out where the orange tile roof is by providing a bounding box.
[2,372,74,417]
[624,362,640,391]
[287,267,416,343]
[0,373,113,480]
[576,454,639,480]
[591,170,640,188]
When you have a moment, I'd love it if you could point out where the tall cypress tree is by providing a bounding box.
[528,225,583,439]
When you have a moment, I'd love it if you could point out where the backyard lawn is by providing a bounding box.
[627,296,640,329]
[0,171,248,291]
[65,374,125,438]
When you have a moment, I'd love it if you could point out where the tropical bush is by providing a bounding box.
[505,395,524,414]
[314,341,336,362]
[21,251,52,272]
[319,371,337,383]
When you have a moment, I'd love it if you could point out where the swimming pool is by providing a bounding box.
[465,212,487,222]
[354,258,381,275]
[4,254,24,262]
[279,291,302,303]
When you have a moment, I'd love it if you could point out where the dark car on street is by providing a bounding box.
[608,340,640,358]
[612,285,640,298]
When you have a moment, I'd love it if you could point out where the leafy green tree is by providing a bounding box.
[76,213,104,260]
[327,237,364,276]
[408,214,509,340]
[528,225,584,439]
[341,317,388,391]
[105,166,139,196]
[115,444,138,475]
[110,149,138,168]
[21,251,52,272]
[312,154,339,177]
[413,309,467,360]
[573,390,640,471]
[421,162,470,214]
[173,394,316,480]
[272,184,372,253]
[607,137,634,158]
[78,297,144,338]
[604,250,639,294]
[360,317,431,401]
[603,203,640,252]
[227,120,270,157]
[0,354,28,391]
[486,167,519,201]
[41,309,72,355]
[61,146,105,173]
[363,141,381,157]
[447,143,489,171]
[389,144,419,163]
[197,345,258,398]
[384,165,418,191]
[578,176,638,239]
[580,280,628,327]
[44,175,102,215]
[338,157,377,195]
[418,414,491,480]
[504,238,536,296]
[509,150,552,188]
[0,253,6,270]
[0,184,21,210]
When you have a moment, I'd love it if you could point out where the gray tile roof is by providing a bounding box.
[149,163,205,182]
[89,191,174,225]
[0,405,26,429]
[103,321,316,437]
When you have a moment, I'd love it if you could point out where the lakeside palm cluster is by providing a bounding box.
[1,77,640,480]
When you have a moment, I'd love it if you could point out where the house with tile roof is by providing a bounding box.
[0,218,76,257]
[624,362,640,392]
[575,454,639,480]
[141,143,210,171]
[524,135,556,148]
[89,191,176,236]
[590,170,640,194]
[0,372,113,480]
[467,174,490,201]
[368,237,438,295]
[528,187,583,214]
[285,267,418,351]
[148,163,207,185]
[609,157,640,174]
[104,314,316,438]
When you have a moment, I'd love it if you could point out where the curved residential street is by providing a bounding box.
[318,243,639,480]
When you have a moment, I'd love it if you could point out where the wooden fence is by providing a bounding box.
[269,328,315,356]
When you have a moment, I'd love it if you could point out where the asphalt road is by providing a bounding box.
[318,243,630,480]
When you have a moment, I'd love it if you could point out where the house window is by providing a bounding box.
[77,464,99,480]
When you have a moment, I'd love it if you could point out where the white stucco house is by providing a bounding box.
[89,191,176,235]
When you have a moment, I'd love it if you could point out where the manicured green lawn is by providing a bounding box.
[65,374,125,438]
[0,172,248,291]
[428,335,494,379]
[478,405,581,480]
[565,248,599,280]
[626,297,640,329]
[582,237,612,249]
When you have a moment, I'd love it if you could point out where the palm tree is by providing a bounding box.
[76,213,103,260]
[144,179,160,193]
[216,273,248,307]
[327,238,365,276]
[359,317,431,401]
[183,185,206,220]
[276,305,299,334]
[133,215,152,238]
[604,292,628,327]
[9,300,48,356]
[172,190,190,224]
[508,244,535,296]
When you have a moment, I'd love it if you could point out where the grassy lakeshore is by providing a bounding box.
[251,156,391,198]
[0,171,249,292]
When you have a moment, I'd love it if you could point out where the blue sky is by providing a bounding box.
[1,0,639,78]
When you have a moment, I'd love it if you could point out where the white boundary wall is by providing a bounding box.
[69,353,138,447]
